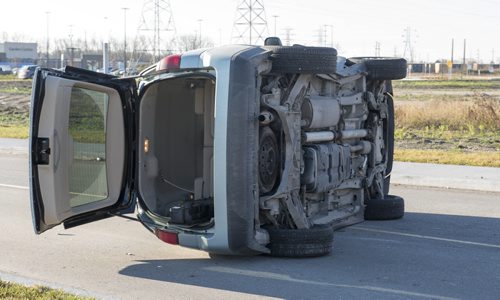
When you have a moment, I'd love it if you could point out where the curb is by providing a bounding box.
[391,162,500,193]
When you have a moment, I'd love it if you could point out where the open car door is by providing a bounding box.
[30,67,136,234]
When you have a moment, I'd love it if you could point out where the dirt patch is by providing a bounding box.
[0,80,32,89]
[0,80,32,117]
[395,137,498,152]
[0,93,30,114]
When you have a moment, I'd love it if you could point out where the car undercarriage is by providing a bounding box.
[254,46,407,256]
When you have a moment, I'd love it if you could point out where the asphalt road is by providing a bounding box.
[1,153,499,300]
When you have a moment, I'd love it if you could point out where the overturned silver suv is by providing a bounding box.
[30,38,407,257]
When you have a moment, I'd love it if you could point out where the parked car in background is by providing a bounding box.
[29,37,407,257]
[17,65,38,79]
[0,65,12,75]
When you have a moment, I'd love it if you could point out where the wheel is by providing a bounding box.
[348,57,407,80]
[268,46,337,74]
[364,195,404,220]
[266,225,334,257]
[259,127,279,194]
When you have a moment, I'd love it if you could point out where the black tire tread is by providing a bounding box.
[365,195,405,220]
[349,57,407,80]
[383,81,395,195]
[266,225,334,257]
[269,46,337,74]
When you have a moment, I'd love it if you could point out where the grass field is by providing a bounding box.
[392,80,499,166]
[0,111,29,137]
[395,99,498,130]
[0,280,92,300]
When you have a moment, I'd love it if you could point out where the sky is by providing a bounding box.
[1,0,499,62]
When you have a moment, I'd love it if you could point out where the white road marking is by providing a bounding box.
[0,183,28,190]
[353,227,500,249]
[206,266,457,300]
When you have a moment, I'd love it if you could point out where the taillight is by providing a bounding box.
[156,54,181,72]
[155,228,179,245]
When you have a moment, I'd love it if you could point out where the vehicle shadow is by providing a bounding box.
[119,212,500,299]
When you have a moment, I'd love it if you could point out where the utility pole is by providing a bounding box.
[463,39,467,76]
[323,25,328,47]
[449,38,454,79]
[375,41,381,57]
[272,15,279,36]
[197,19,203,47]
[283,27,293,46]
[328,25,333,47]
[45,11,50,67]
[68,25,74,66]
[122,7,129,75]
[451,38,454,63]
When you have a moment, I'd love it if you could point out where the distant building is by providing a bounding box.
[0,41,38,64]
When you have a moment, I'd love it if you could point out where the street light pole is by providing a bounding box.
[328,25,333,48]
[45,11,50,67]
[122,7,129,75]
[197,19,203,47]
[272,15,279,36]
[68,24,74,66]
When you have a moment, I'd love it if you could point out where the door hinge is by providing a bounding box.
[35,138,50,165]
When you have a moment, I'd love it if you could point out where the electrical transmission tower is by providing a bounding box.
[402,26,417,62]
[283,27,293,46]
[136,0,177,63]
[231,0,269,45]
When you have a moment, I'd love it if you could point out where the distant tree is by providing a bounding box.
[177,34,214,52]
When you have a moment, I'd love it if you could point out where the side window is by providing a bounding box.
[68,87,109,207]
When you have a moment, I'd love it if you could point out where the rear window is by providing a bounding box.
[68,87,109,207]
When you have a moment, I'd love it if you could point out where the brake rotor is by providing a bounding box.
[259,127,279,194]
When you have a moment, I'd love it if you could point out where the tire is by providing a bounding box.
[269,46,337,74]
[383,81,395,195]
[349,57,407,80]
[266,225,334,257]
[364,195,404,220]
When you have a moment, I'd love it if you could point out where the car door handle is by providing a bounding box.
[35,137,50,165]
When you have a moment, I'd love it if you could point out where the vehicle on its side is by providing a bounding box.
[18,65,37,79]
[30,38,407,257]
